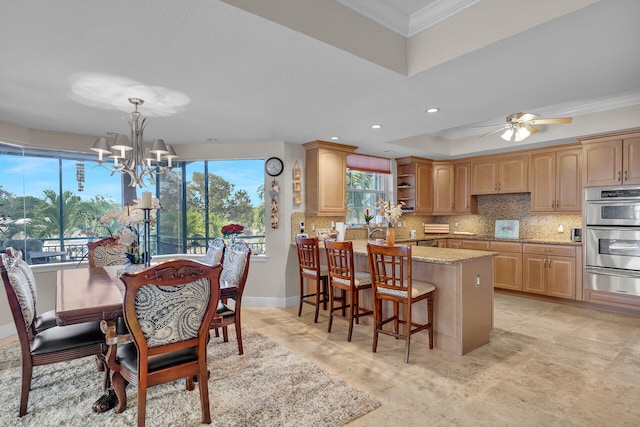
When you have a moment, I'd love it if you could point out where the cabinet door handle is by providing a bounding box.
[618,171,622,182]
[625,170,628,181]
[549,259,552,269]
[543,259,547,267]
[552,200,555,208]
[556,200,559,208]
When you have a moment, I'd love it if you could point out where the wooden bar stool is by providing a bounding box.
[367,243,435,363]
[325,240,373,341]
[295,236,328,323]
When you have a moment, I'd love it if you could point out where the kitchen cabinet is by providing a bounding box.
[396,157,433,214]
[461,240,490,250]
[461,240,522,291]
[522,244,576,299]
[530,147,582,213]
[440,239,461,248]
[303,140,357,216]
[454,162,478,214]
[581,131,640,187]
[491,242,523,291]
[471,154,528,195]
[433,163,454,214]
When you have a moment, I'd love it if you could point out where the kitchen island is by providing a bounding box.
[322,240,497,355]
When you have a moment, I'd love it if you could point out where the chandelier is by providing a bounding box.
[91,97,178,188]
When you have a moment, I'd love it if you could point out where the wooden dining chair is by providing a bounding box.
[4,247,58,332]
[324,240,373,341]
[212,240,251,355]
[366,244,436,363]
[106,259,222,427]
[87,236,129,268]
[0,253,107,417]
[295,236,329,323]
[203,237,225,266]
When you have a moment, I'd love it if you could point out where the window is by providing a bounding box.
[345,169,392,225]
[0,141,266,263]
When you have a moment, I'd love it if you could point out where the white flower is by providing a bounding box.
[117,226,137,246]
[376,199,405,225]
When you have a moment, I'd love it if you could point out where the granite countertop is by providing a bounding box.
[409,234,582,247]
[348,240,497,265]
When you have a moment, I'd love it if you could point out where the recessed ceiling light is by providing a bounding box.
[426,108,439,113]
[371,124,383,129]
[330,136,340,140]
[206,138,217,142]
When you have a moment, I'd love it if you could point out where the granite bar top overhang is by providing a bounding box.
[348,240,497,265]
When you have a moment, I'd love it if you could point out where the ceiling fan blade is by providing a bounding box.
[516,113,539,122]
[472,123,504,128]
[529,117,572,125]
[479,126,508,138]
[525,124,539,134]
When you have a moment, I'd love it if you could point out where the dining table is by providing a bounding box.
[55,264,236,412]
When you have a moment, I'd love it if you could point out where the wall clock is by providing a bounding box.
[265,156,284,176]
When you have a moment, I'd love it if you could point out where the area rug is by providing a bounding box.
[0,328,379,426]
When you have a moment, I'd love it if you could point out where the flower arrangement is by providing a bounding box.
[376,199,405,226]
[363,209,374,225]
[221,223,244,240]
[93,195,162,264]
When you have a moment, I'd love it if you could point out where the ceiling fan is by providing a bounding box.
[480,112,573,142]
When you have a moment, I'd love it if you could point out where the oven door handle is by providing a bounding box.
[585,267,640,279]
[586,226,640,232]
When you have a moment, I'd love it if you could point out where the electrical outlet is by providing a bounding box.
[454,222,459,228]
[299,221,305,233]
[557,224,564,233]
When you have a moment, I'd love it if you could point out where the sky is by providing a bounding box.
[1,155,264,206]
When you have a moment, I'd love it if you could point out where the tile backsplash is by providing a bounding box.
[292,193,582,243]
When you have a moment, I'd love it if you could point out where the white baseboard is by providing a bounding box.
[0,323,16,340]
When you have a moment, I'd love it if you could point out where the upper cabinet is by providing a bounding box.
[303,140,357,216]
[432,163,454,214]
[471,154,528,195]
[581,131,640,187]
[530,147,582,213]
[454,162,478,214]
[396,157,432,214]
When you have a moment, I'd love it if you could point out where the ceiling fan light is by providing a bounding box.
[515,126,531,142]
[501,128,514,141]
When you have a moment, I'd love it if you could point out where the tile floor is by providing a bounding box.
[242,293,640,426]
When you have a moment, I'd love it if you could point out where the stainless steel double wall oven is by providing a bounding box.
[585,186,640,296]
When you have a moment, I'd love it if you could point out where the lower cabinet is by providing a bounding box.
[439,239,577,300]
[491,242,523,291]
[522,244,576,299]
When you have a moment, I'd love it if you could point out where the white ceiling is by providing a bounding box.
[0,0,639,159]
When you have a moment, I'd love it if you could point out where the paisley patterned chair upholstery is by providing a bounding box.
[87,237,129,268]
[107,259,222,427]
[1,253,106,417]
[4,247,58,332]
[213,241,251,355]
[203,237,225,266]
